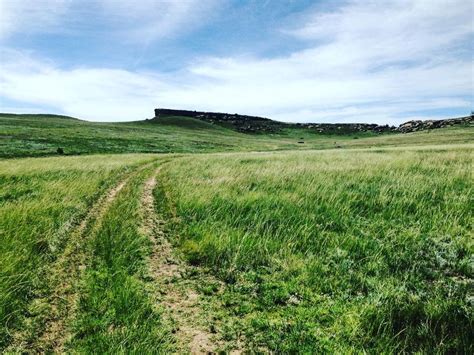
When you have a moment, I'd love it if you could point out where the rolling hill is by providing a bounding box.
[1,112,473,158]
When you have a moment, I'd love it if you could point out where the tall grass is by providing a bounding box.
[160,145,473,352]
[69,162,173,352]
[0,154,157,348]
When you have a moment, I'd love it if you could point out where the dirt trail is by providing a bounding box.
[8,163,237,353]
[141,171,229,354]
[6,167,140,353]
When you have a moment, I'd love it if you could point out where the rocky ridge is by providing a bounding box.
[154,108,473,134]
[396,115,473,133]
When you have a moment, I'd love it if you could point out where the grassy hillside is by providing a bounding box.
[0,113,472,352]
[0,113,266,157]
[0,113,313,157]
[1,113,473,158]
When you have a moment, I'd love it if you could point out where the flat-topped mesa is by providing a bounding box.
[154,108,398,134]
[154,108,271,122]
[154,108,284,133]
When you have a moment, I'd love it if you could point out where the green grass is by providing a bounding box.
[0,113,294,157]
[2,113,472,158]
[1,113,473,352]
[70,161,173,352]
[0,154,158,348]
[158,145,473,352]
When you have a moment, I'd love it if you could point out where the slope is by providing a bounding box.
[1,113,473,158]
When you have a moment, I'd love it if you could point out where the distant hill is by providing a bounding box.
[3,110,470,135]
[1,112,473,158]
[147,115,228,130]
[0,113,81,120]
[154,108,396,134]
[154,108,473,134]
[154,108,282,133]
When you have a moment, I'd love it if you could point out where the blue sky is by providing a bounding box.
[0,0,472,124]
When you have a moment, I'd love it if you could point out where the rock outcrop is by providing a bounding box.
[396,115,473,133]
[295,122,395,134]
[154,108,473,135]
[154,108,281,133]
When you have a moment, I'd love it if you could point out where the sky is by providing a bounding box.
[0,0,472,124]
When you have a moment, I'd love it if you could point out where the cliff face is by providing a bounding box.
[154,108,473,134]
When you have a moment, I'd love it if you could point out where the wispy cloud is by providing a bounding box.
[0,0,216,42]
[0,0,71,39]
[287,0,472,66]
[0,48,165,120]
[99,0,217,43]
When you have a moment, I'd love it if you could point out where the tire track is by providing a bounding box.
[7,162,152,353]
[36,178,128,352]
[141,171,226,354]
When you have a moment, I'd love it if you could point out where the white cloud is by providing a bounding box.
[1,48,469,124]
[287,0,472,69]
[0,0,472,123]
[0,49,165,120]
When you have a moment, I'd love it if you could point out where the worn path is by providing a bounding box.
[8,163,240,353]
[7,163,149,352]
[141,171,233,354]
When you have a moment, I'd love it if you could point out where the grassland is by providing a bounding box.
[159,146,473,352]
[2,113,473,158]
[0,155,162,349]
[0,113,307,157]
[0,113,472,352]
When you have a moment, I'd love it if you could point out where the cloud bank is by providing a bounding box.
[0,0,472,123]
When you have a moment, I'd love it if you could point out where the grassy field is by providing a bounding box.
[159,146,473,352]
[0,113,315,157]
[0,114,472,352]
[0,155,161,350]
[2,113,473,158]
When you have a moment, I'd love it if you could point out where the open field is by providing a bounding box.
[159,145,473,352]
[0,114,473,352]
[0,113,327,157]
[1,113,473,158]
